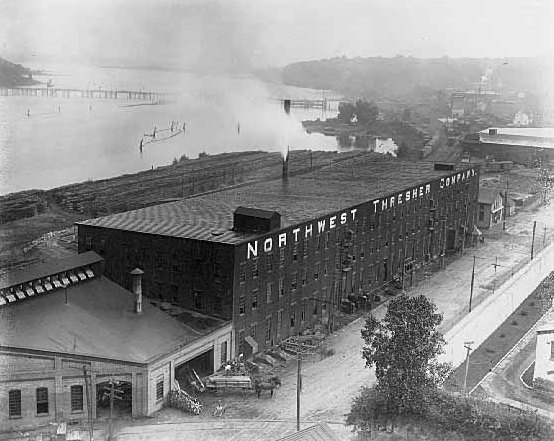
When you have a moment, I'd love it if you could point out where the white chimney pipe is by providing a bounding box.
[130,268,144,314]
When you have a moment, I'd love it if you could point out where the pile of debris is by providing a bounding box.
[167,380,203,415]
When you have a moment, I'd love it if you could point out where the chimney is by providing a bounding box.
[130,268,144,314]
[282,147,290,180]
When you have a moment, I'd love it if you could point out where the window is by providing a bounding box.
[36,387,49,414]
[239,263,246,284]
[238,329,245,355]
[314,263,319,281]
[362,217,367,234]
[252,259,259,279]
[325,232,330,249]
[156,377,164,401]
[303,241,308,258]
[277,310,283,331]
[293,245,298,262]
[220,341,228,365]
[290,309,296,328]
[239,295,245,315]
[265,317,272,342]
[301,300,306,322]
[302,269,307,286]
[479,211,484,221]
[8,390,21,418]
[312,298,318,316]
[291,272,297,290]
[70,385,84,412]
[250,322,257,338]
[361,242,366,259]
[322,287,327,312]
[279,277,284,297]
[252,289,258,310]
[279,248,285,267]
[266,253,273,272]
[266,283,272,304]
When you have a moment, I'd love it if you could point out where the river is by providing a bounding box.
[0,63,346,195]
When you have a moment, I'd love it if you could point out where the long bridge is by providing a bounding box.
[0,87,163,101]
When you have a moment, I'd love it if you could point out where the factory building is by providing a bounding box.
[463,127,554,165]
[76,153,479,357]
[0,252,231,431]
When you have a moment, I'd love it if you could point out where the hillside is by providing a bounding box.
[265,56,552,101]
[0,57,38,87]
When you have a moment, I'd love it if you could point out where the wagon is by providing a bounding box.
[204,375,253,393]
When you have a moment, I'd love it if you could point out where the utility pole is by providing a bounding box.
[463,341,474,395]
[296,352,302,432]
[531,221,537,260]
[503,173,509,231]
[469,256,476,313]
[441,218,447,269]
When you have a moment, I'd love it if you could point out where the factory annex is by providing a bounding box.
[77,153,480,357]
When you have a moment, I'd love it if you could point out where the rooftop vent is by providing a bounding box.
[434,163,455,171]
[489,128,498,135]
[233,207,281,233]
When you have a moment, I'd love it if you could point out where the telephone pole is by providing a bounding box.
[531,221,537,260]
[83,365,94,441]
[469,256,476,313]
[296,352,302,432]
[463,341,474,395]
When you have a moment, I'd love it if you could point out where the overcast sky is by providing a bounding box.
[1,0,552,69]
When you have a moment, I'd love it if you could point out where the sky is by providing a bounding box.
[0,0,552,69]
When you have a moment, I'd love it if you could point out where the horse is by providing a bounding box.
[254,376,282,399]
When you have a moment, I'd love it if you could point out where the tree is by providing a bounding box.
[361,294,450,415]
[337,102,356,123]
[354,99,378,125]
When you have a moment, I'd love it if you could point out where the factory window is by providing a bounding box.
[266,283,272,304]
[301,300,306,322]
[193,291,204,310]
[361,241,366,259]
[301,269,307,286]
[265,317,272,342]
[99,239,106,253]
[303,241,308,258]
[36,387,49,415]
[266,253,273,272]
[85,235,92,250]
[220,341,228,365]
[279,277,284,297]
[239,263,246,284]
[312,297,318,316]
[70,385,84,412]
[8,390,21,418]
[238,329,245,355]
[293,244,298,262]
[156,376,164,401]
[479,211,484,221]
[324,259,329,277]
[277,310,283,331]
[314,263,319,281]
[252,259,259,279]
[239,296,245,315]
[316,235,321,253]
[322,287,327,311]
[291,272,297,291]
[279,248,285,267]
[362,217,367,234]
[252,289,258,310]
[250,322,257,338]
[290,309,296,328]
[325,232,330,249]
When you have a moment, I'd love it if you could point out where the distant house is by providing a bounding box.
[477,188,504,228]
[533,322,554,393]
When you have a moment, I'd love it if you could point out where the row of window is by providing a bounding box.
[8,386,83,418]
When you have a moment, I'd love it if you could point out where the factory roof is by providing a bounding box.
[77,153,474,245]
[0,251,103,291]
[0,276,229,364]
[480,127,554,150]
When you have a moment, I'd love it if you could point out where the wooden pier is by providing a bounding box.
[0,87,163,101]
[278,98,343,110]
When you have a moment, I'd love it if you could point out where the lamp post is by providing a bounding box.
[463,341,474,395]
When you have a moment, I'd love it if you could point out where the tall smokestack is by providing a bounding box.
[130,268,144,314]
[282,147,290,180]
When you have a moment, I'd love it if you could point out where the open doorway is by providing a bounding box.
[96,380,132,419]
[175,349,214,391]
